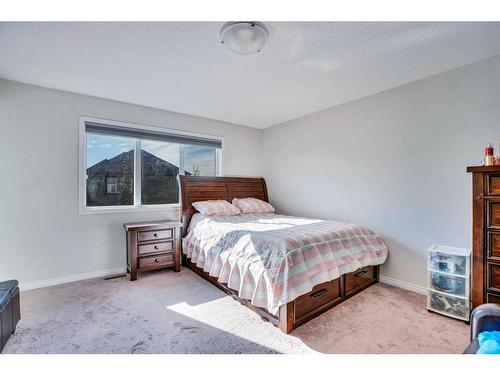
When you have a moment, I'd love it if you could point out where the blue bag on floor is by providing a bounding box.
[477,331,500,354]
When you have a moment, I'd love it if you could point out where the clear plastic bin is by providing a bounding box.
[427,246,470,277]
[427,290,469,321]
[428,270,469,298]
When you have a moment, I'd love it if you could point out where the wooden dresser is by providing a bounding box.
[124,221,182,281]
[467,165,500,307]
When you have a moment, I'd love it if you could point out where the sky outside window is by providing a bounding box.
[86,133,135,167]
[184,145,215,176]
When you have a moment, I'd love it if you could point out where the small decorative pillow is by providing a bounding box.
[192,200,241,216]
[232,197,275,214]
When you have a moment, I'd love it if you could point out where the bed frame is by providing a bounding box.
[179,175,379,333]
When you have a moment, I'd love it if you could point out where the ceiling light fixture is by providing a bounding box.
[219,22,269,55]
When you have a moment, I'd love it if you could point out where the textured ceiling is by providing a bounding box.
[1,22,500,128]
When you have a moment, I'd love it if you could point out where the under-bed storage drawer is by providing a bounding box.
[345,266,376,295]
[294,278,342,322]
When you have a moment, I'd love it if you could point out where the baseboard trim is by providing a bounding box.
[19,268,426,295]
[19,266,127,292]
[379,275,427,295]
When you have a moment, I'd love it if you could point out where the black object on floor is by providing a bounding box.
[463,303,500,354]
[0,280,21,353]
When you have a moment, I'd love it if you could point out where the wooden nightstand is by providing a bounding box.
[124,220,183,281]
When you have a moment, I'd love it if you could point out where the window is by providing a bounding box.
[87,133,134,206]
[141,140,181,205]
[106,177,120,194]
[80,117,222,213]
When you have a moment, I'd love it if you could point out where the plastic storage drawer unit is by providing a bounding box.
[427,245,471,321]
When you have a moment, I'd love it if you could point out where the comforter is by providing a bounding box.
[183,213,388,314]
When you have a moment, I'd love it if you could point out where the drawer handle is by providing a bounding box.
[154,245,159,250]
[154,258,160,263]
[311,288,328,298]
[354,270,367,278]
[153,233,158,237]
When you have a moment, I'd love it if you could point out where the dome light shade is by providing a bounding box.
[220,22,268,55]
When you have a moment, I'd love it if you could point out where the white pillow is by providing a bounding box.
[232,197,275,214]
[192,200,241,216]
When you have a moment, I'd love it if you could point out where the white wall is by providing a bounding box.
[0,79,262,287]
[262,55,500,288]
[2,55,499,291]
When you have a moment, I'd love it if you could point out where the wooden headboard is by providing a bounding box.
[179,176,269,236]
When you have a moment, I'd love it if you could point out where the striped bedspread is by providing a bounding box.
[183,213,389,314]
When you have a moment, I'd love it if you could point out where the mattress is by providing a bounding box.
[183,213,389,314]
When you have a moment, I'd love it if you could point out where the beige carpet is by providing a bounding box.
[3,269,469,354]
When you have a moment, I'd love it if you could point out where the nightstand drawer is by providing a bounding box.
[139,254,174,270]
[138,241,173,256]
[138,229,173,242]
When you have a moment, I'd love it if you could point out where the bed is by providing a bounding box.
[179,176,389,333]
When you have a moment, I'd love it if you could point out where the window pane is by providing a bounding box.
[141,140,180,205]
[184,145,216,176]
[86,133,134,206]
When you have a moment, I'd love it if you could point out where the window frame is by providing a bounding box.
[106,177,120,194]
[79,116,223,215]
